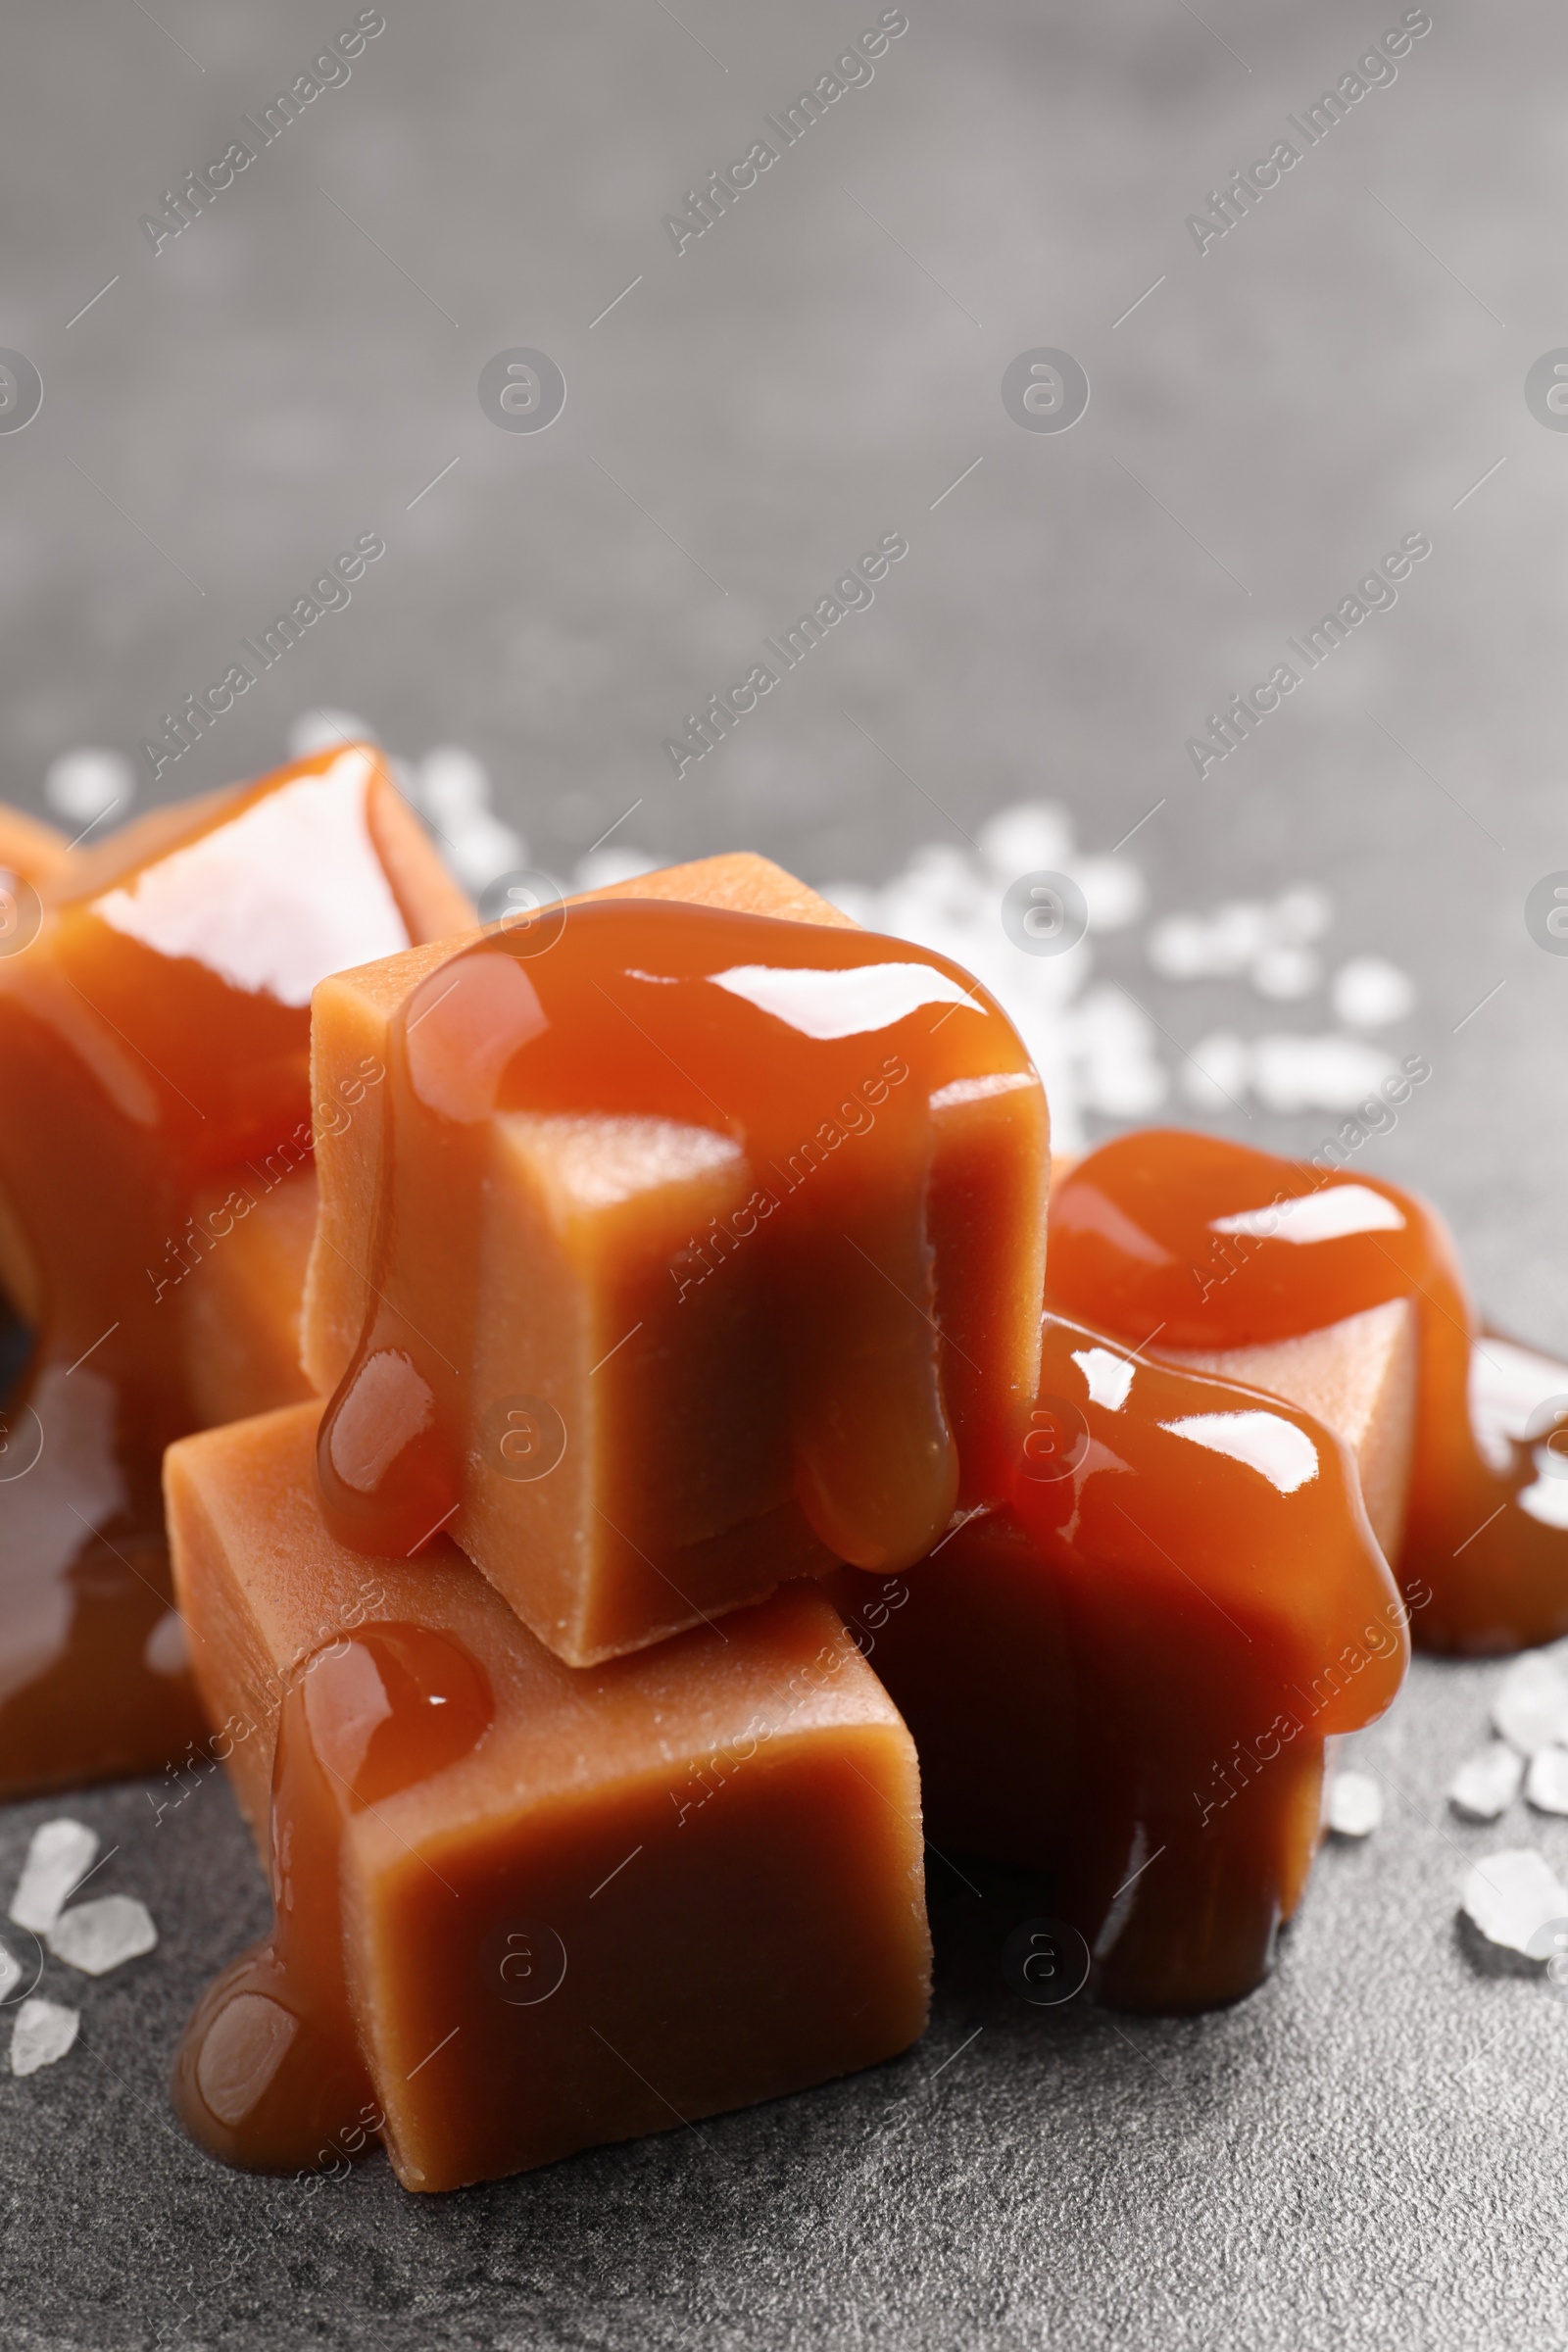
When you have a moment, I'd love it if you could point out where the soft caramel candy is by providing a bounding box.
[0,747,470,1795]
[835,1312,1408,2012]
[1048,1130,1568,1652]
[166,1402,931,2189]
[180,1164,318,1428]
[303,855,1049,1665]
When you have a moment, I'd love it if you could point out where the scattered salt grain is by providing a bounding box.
[1181,1032,1250,1108]
[975,803,1074,882]
[1270,885,1333,946]
[1461,1848,1568,1958]
[286,710,375,760]
[1251,946,1321,1002]
[1326,1772,1382,1838]
[9,1998,79,2078]
[10,1820,98,1936]
[1332,956,1415,1030]
[1247,1034,1396,1115]
[1494,1652,1568,1756]
[572,845,664,894]
[417,746,492,827]
[444,812,527,892]
[1526,1748,1568,1816]
[44,748,133,827]
[1449,1743,1524,1822]
[48,1895,156,1977]
[1147,903,1268,981]
[1071,856,1146,934]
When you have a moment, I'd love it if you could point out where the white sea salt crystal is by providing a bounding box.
[1326,1771,1382,1838]
[1208,903,1271,971]
[9,1998,79,2077]
[417,746,491,826]
[975,803,1074,882]
[286,710,374,760]
[44,749,133,827]
[573,845,662,894]
[1072,856,1145,933]
[1461,1848,1568,1957]
[48,1895,157,1977]
[901,844,985,922]
[1147,906,1267,980]
[1251,946,1321,1002]
[1073,986,1166,1118]
[444,811,527,892]
[1146,915,1216,981]
[10,1820,98,1936]
[1269,885,1333,945]
[1248,1035,1396,1114]
[1332,956,1415,1030]
[1526,1748,1568,1815]
[1449,1743,1524,1821]
[1494,1652,1568,1756]
[821,882,878,926]
[1181,1031,1249,1108]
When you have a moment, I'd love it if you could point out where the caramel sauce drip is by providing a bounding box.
[318,902,1035,1575]
[173,1623,493,2174]
[0,750,416,1793]
[862,1309,1407,2011]
[1047,1129,1562,1652]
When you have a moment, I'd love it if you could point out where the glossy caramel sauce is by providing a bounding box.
[173,1623,492,2173]
[0,749,417,1794]
[318,901,1036,1576]
[1046,1129,1564,1652]
[853,1308,1408,2010]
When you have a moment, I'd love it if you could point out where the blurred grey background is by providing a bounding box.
[5,4,1568,2347]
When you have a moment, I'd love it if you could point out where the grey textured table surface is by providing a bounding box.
[5,1,1568,2344]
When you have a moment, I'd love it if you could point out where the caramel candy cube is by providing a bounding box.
[166,1402,931,2190]
[304,855,1049,1665]
[834,1312,1408,2013]
[1162,1297,1417,1564]
[181,1164,319,1428]
[0,745,471,1796]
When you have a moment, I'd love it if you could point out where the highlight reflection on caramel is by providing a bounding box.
[313,894,1048,1660]
[0,748,471,1796]
[1047,1129,1568,1652]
